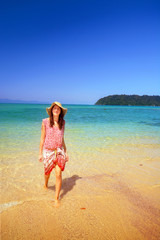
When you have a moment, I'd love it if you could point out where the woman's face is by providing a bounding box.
[52,105,61,117]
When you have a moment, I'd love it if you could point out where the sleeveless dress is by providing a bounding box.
[42,118,67,175]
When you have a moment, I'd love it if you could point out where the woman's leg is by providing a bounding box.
[44,173,50,188]
[55,164,62,202]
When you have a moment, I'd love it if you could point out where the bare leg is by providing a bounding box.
[44,173,50,188]
[55,164,62,205]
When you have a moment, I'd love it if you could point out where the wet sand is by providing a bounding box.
[1,145,160,240]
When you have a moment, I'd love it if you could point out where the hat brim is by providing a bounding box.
[46,102,67,116]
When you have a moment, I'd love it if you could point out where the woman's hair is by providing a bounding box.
[49,106,64,129]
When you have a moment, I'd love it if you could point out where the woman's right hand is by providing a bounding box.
[39,154,43,162]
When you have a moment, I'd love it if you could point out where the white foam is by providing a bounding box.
[0,201,23,213]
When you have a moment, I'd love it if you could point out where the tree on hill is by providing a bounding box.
[95,95,160,106]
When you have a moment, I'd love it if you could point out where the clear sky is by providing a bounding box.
[0,0,160,104]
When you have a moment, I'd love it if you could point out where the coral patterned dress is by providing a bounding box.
[42,118,67,175]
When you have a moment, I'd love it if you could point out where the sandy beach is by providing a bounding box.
[1,144,160,240]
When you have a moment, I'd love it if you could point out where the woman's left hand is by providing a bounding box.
[65,152,69,162]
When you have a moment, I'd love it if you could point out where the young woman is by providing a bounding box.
[39,101,68,206]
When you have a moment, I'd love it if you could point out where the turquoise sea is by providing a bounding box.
[0,103,160,159]
[1,103,160,174]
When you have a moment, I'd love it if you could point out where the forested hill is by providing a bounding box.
[95,95,160,106]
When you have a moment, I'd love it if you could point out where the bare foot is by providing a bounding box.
[43,185,48,190]
[54,199,60,207]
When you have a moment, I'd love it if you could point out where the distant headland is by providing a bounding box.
[0,99,48,104]
[95,95,160,106]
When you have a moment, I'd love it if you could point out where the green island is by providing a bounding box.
[95,95,160,106]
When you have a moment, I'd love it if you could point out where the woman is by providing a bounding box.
[39,101,68,206]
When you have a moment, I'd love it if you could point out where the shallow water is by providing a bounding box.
[1,104,159,151]
[0,104,160,207]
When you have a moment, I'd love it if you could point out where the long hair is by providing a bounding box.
[49,107,64,129]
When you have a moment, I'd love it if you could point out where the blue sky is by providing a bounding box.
[0,0,160,104]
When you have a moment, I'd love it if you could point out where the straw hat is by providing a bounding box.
[46,102,67,116]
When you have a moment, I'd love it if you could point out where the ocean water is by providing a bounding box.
[0,103,160,160]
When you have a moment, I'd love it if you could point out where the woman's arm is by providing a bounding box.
[62,137,67,153]
[62,137,69,161]
[39,122,46,162]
